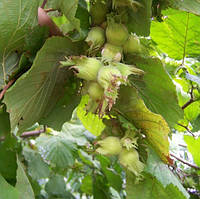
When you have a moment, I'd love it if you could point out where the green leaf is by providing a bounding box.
[151,9,200,60]
[4,37,81,132]
[61,121,88,146]
[168,0,200,15]
[77,95,105,136]
[0,0,39,87]
[23,147,50,180]
[93,174,111,199]
[36,133,77,169]
[125,0,152,36]
[24,25,49,55]
[15,158,35,199]
[127,55,183,128]
[184,135,200,167]
[0,52,19,89]
[0,105,10,136]
[40,79,80,131]
[46,0,80,31]
[102,167,122,192]
[45,174,66,197]
[0,174,19,199]
[145,147,190,198]
[81,175,93,195]
[191,115,200,132]
[126,172,188,199]
[0,140,17,185]
[116,86,170,162]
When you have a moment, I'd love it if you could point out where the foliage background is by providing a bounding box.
[0,0,200,198]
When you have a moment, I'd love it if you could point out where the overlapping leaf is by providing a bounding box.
[4,37,81,132]
[46,0,80,31]
[0,0,39,87]
[127,55,183,128]
[77,96,105,136]
[0,174,19,199]
[145,147,189,198]
[184,135,200,167]
[151,9,200,60]
[168,0,200,15]
[126,172,188,199]
[15,158,35,199]
[123,0,152,36]
[36,133,77,169]
[116,86,170,162]
[23,147,50,180]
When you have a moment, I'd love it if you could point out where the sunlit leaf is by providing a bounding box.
[116,86,170,162]
[151,9,200,60]
[184,135,200,167]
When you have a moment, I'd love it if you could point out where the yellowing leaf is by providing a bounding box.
[116,86,170,162]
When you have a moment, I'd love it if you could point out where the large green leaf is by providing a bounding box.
[127,55,183,128]
[23,147,50,180]
[0,105,10,137]
[39,79,80,131]
[125,0,152,36]
[45,174,66,197]
[168,0,200,15]
[145,148,189,198]
[46,0,80,31]
[15,158,35,199]
[184,135,200,167]
[115,86,170,162]
[0,174,19,199]
[151,9,200,60]
[81,175,93,195]
[61,121,88,146]
[36,133,77,169]
[0,140,17,185]
[77,95,105,136]
[4,37,80,132]
[126,172,188,199]
[0,0,39,87]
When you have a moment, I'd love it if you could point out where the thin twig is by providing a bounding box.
[0,79,15,100]
[0,126,46,141]
[177,123,195,137]
[44,8,57,13]
[41,0,48,9]
[20,126,46,139]
[170,153,200,170]
[182,85,194,110]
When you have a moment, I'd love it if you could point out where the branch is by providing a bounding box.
[177,123,195,137]
[20,126,46,138]
[0,79,15,100]
[170,153,200,170]
[44,8,57,13]
[0,126,46,141]
[181,85,194,110]
[41,0,48,9]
